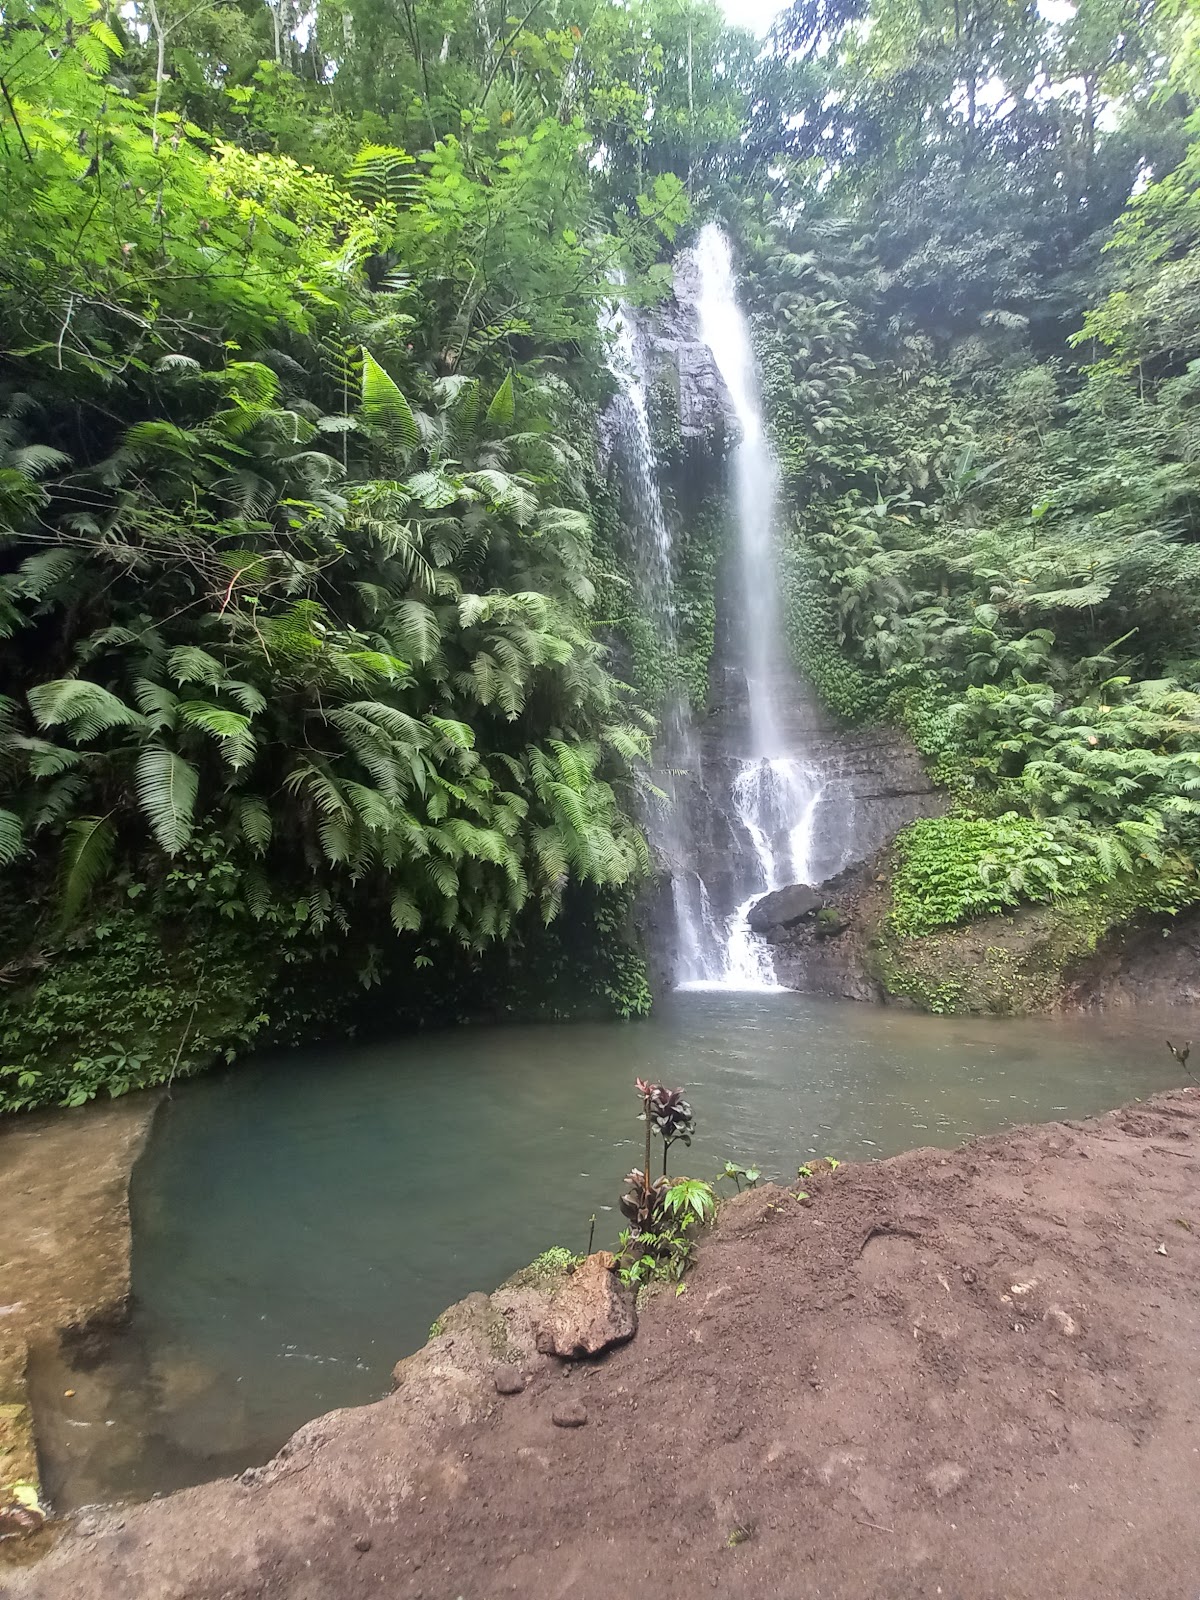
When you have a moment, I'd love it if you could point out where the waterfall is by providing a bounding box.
[602,297,709,977]
[679,223,828,990]
[604,232,841,993]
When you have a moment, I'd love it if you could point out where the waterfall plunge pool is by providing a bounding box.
[31,989,1193,1510]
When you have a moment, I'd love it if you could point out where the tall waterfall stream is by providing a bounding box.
[608,224,846,989]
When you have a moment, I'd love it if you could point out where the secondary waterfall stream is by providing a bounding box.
[603,296,711,976]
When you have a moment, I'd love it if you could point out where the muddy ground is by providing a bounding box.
[5,1086,1200,1600]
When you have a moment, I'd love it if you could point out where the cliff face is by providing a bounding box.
[1061,906,1200,1011]
[622,261,943,983]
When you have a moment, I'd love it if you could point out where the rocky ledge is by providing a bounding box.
[756,853,1200,1014]
[0,1094,158,1544]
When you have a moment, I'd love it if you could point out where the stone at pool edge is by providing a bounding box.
[535,1251,637,1360]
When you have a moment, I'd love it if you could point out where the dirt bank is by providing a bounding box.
[5,1085,1199,1599]
[0,1095,158,1527]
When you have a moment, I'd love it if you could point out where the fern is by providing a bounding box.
[361,351,418,462]
[389,888,421,933]
[391,598,441,662]
[135,746,198,853]
[236,796,272,852]
[58,815,115,925]
[28,679,144,741]
[178,701,256,769]
[133,678,179,731]
[0,808,23,865]
[346,145,418,209]
[486,372,516,429]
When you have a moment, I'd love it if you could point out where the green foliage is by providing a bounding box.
[617,1078,714,1285]
[662,1176,717,1224]
[743,0,1200,947]
[890,814,1106,937]
[719,1160,760,1191]
[0,903,274,1112]
[4,0,1200,1085]
[0,0,714,1109]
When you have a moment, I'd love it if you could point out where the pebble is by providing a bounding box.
[925,1461,968,1500]
[552,1401,588,1428]
[1044,1305,1079,1337]
[354,1535,372,1553]
[494,1364,526,1395]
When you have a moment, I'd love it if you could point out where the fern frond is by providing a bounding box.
[178,701,256,769]
[135,746,198,853]
[361,351,418,461]
[390,598,441,663]
[236,796,273,853]
[28,679,144,742]
[389,888,422,933]
[486,372,515,428]
[166,646,226,687]
[0,808,23,866]
[58,814,115,925]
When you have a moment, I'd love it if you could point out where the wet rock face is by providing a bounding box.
[766,858,890,1003]
[535,1252,637,1360]
[1063,904,1200,1010]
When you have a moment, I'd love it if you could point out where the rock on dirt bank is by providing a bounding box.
[5,1088,1200,1600]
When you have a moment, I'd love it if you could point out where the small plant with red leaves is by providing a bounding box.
[619,1079,713,1285]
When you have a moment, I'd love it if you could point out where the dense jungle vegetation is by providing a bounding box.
[1,0,1198,1107]
[748,0,1200,951]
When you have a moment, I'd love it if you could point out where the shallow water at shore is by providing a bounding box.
[30,990,1195,1508]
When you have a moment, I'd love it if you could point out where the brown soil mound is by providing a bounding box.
[5,1088,1200,1600]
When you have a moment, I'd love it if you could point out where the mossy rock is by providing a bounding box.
[868,889,1174,1015]
[503,1247,580,1293]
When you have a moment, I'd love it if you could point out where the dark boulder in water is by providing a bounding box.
[747,884,823,935]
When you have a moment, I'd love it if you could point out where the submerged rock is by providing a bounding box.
[747,883,822,935]
[535,1252,637,1359]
